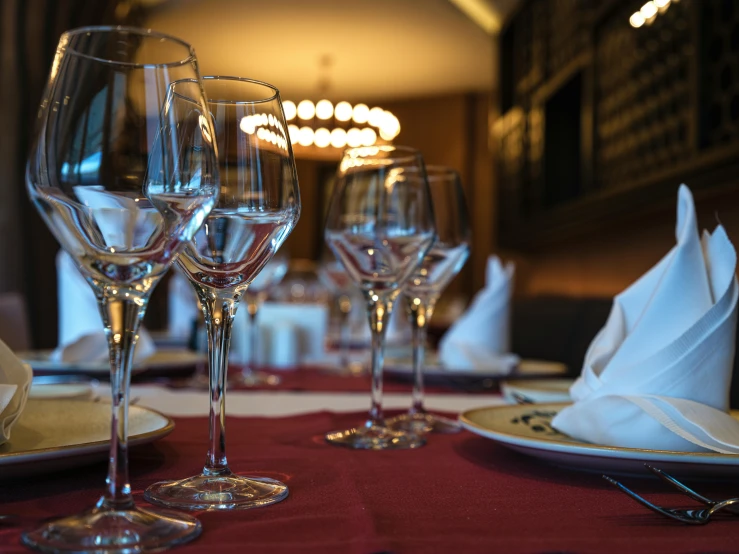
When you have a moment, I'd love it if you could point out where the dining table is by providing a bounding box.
[1,363,738,554]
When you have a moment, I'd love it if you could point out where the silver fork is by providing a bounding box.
[643,464,739,515]
[603,475,739,524]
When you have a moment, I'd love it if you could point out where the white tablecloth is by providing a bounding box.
[114,384,505,418]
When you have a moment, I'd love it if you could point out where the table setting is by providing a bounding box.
[1,23,739,554]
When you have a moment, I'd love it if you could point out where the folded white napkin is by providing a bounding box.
[52,251,155,364]
[0,338,32,444]
[552,185,739,453]
[438,256,519,373]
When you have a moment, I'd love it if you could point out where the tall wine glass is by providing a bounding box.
[145,76,300,510]
[324,145,436,449]
[236,250,289,386]
[387,167,470,433]
[318,251,356,371]
[22,27,217,552]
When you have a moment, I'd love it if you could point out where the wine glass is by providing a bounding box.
[387,166,470,433]
[318,252,358,373]
[22,27,218,552]
[145,76,300,510]
[235,250,289,386]
[324,145,436,449]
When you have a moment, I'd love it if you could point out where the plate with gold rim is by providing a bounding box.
[18,349,206,375]
[0,399,173,478]
[460,403,739,477]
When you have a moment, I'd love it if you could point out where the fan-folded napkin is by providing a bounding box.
[52,250,155,363]
[0,338,32,444]
[438,256,519,373]
[552,185,739,453]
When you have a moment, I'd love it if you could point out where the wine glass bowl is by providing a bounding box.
[144,76,299,511]
[387,166,471,434]
[324,145,436,449]
[23,26,217,553]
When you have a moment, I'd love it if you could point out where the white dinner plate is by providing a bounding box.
[384,351,567,387]
[19,349,206,375]
[0,399,173,478]
[500,379,574,404]
[460,403,739,477]
[29,382,94,400]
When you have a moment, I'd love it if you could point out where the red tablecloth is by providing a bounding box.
[2,411,738,553]
[162,364,497,395]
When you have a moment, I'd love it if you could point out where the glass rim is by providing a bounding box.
[425,165,461,181]
[202,75,280,105]
[340,144,423,165]
[61,25,196,68]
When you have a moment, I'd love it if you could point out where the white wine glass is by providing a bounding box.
[145,76,300,510]
[387,166,470,433]
[324,145,436,449]
[22,27,218,552]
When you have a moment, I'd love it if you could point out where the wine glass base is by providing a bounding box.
[21,501,201,553]
[232,370,281,387]
[325,422,425,450]
[387,412,462,434]
[144,472,288,511]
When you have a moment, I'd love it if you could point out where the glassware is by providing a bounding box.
[324,145,436,449]
[145,76,300,510]
[236,250,288,386]
[387,166,471,433]
[318,253,360,373]
[22,26,218,552]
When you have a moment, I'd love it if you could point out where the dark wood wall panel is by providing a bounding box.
[496,0,739,250]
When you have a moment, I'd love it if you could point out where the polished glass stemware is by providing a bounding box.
[145,76,300,510]
[22,27,218,552]
[324,145,436,449]
[387,166,471,433]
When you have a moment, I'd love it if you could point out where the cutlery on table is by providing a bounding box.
[603,469,739,524]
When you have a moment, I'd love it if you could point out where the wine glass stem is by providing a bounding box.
[338,295,352,367]
[244,294,260,375]
[196,286,240,476]
[366,292,393,425]
[98,287,149,510]
[407,297,436,415]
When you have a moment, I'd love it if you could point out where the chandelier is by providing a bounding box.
[281,99,401,151]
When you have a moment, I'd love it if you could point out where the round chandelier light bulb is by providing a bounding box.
[352,103,370,124]
[314,127,331,148]
[297,100,316,120]
[288,124,300,144]
[283,101,297,121]
[298,126,314,146]
[330,128,347,148]
[360,127,377,146]
[334,101,353,121]
[315,99,333,120]
[347,128,363,147]
[368,107,385,128]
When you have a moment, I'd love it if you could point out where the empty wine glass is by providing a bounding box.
[235,250,289,386]
[145,76,300,510]
[318,251,358,373]
[324,145,436,449]
[387,166,470,433]
[22,27,218,552]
